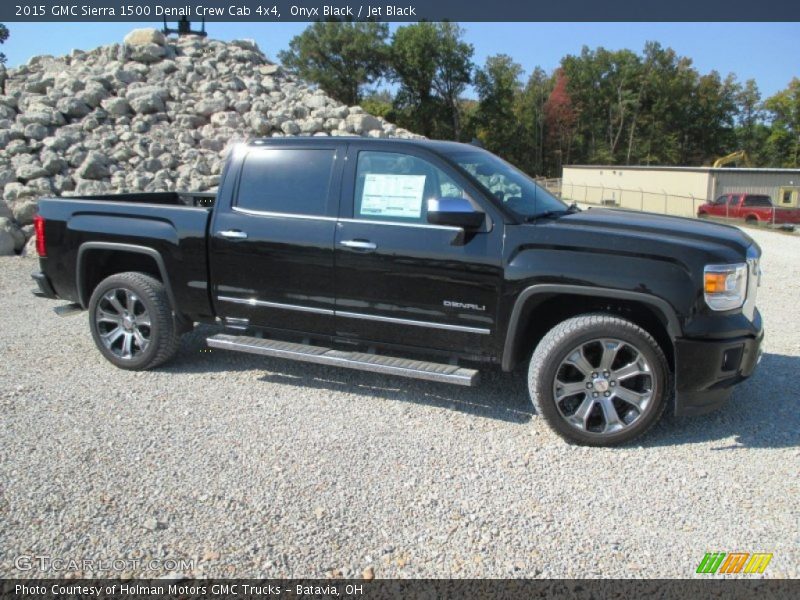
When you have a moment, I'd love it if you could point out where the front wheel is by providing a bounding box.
[528,314,670,446]
[88,272,181,370]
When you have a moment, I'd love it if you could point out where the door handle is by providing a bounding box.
[217,230,248,240]
[340,240,377,251]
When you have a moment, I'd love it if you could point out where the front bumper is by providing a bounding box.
[32,271,58,299]
[673,324,764,417]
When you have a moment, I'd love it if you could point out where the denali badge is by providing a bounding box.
[444,300,486,311]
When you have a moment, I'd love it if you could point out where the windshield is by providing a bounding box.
[441,148,567,219]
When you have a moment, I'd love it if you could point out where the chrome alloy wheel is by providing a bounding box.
[552,338,654,435]
[94,288,151,360]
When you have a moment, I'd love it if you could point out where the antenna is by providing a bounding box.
[162,16,208,38]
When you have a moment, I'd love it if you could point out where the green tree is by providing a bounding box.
[516,67,554,174]
[764,78,800,167]
[471,54,524,164]
[0,24,8,94]
[561,46,643,164]
[278,21,389,106]
[678,71,738,165]
[0,23,8,63]
[733,79,770,165]
[390,22,473,139]
[559,43,740,167]
[360,90,394,119]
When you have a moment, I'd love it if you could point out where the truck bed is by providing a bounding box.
[36,192,216,322]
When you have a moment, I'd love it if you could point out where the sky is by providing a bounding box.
[3,21,799,98]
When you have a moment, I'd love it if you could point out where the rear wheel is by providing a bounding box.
[745,215,759,226]
[528,314,670,446]
[88,272,181,370]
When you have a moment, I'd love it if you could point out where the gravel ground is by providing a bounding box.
[0,226,798,579]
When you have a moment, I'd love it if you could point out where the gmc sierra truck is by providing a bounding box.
[32,138,764,445]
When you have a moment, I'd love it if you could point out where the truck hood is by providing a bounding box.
[536,208,756,260]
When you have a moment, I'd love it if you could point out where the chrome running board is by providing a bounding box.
[206,334,480,386]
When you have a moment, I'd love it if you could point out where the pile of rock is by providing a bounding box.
[0,28,419,256]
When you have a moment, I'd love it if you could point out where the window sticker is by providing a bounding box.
[360,174,427,218]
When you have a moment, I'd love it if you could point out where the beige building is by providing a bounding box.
[561,165,800,218]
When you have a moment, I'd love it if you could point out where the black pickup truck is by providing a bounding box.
[32,138,763,445]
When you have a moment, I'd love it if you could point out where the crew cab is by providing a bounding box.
[698,193,800,227]
[32,139,764,446]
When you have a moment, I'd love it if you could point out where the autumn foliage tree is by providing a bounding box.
[544,70,577,172]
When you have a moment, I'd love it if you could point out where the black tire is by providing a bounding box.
[528,314,670,446]
[88,272,181,370]
[745,216,758,226]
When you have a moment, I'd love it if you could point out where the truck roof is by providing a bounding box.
[247,137,478,154]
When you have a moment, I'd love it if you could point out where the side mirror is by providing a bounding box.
[426,197,485,229]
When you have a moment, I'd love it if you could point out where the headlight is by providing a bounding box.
[704,263,748,311]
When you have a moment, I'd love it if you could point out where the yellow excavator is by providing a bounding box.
[713,150,751,168]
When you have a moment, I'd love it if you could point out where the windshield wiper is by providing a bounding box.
[524,210,566,222]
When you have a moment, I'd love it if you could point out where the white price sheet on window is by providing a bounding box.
[360,174,427,218]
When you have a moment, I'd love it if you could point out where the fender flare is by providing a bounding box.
[76,242,175,309]
[501,284,682,371]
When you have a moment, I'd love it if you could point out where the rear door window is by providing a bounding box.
[236,148,336,216]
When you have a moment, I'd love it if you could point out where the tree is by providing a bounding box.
[0,24,8,94]
[543,69,577,173]
[0,23,8,63]
[471,54,524,163]
[390,22,473,139]
[513,67,554,175]
[278,21,389,106]
[360,90,394,119]
[764,78,800,167]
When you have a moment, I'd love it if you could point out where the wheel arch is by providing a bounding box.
[77,242,176,310]
[502,285,681,372]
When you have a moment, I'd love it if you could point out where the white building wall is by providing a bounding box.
[561,166,711,217]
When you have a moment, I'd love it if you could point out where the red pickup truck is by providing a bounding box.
[698,193,800,226]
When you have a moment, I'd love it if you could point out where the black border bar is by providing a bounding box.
[3,0,800,22]
[2,579,799,600]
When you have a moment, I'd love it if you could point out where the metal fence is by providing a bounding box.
[537,179,796,229]
[557,181,705,218]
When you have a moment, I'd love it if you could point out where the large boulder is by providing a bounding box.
[345,112,383,134]
[12,199,39,226]
[76,151,110,180]
[0,217,26,253]
[0,227,16,255]
[123,28,166,47]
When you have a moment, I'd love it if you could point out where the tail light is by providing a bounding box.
[33,214,46,257]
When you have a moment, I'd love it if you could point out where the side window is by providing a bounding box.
[354,151,465,223]
[713,195,728,206]
[236,148,336,216]
[727,195,740,206]
[743,195,772,207]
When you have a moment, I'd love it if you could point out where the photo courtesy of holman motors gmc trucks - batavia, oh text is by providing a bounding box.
[32,138,764,446]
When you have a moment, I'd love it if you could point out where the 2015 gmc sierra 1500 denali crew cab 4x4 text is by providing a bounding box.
[31,139,764,445]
